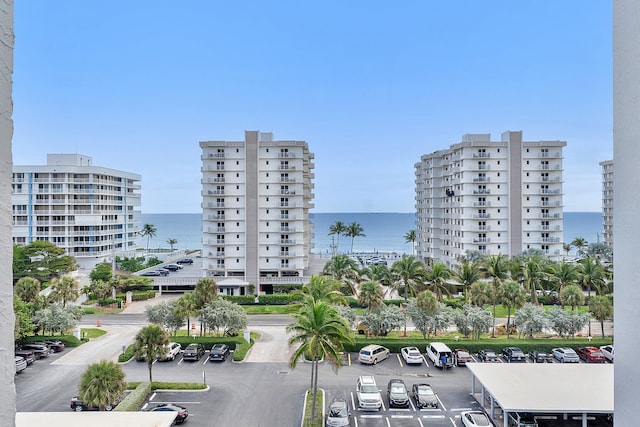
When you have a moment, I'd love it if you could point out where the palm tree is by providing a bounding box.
[167,238,178,251]
[559,284,585,312]
[140,223,157,251]
[322,255,361,295]
[548,261,580,299]
[589,295,613,338]
[328,221,347,255]
[133,324,169,383]
[344,222,366,254]
[175,292,199,335]
[499,281,526,338]
[391,255,427,336]
[293,275,346,306]
[470,281,494,307]
[480,254,510,337]
[562,243,572,258]
[578,257,608,298]
[455,260,479,304]
[425,261,452,302]
[404,229,417,256]
[15,276,41,303]
[49,275,80,308]
[522,254,547,304]
[358,281,384,313]
[194,278,219,335]
[571,237,588,257]
[78,360,127,411]
[287,299,353,426]
[360,263,392,295]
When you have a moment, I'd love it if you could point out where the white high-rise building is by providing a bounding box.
[415,131,566,266]
[600,159,613,247]
[200,131,315,294]
[11,154,141,269]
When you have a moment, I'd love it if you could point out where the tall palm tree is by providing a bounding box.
[480,254,510,337]
[578,257,608,298]
[499,281,526,338]
[287,299,353,425]
[360,263,392,294]
[328,221,347,255]
[175,292,199,334]
[391,255,427,336]
[322,255,361,295]
[562,243,572,258]
[589,295,613,338]
[140,223,157,251]
[571,237,588,256]
[15,276,41,303]
[358,281,384,313]
[78,360,127,411]
[194,278,219,335]
[548,261,580,298]
[167,238,178,251]
[425,261,452,302]
[522,254,547,304]
[133,324,169,383]
[345,222,366,254]
[404,229,417,256]
[49,275,80,308]
[455,260,479,303]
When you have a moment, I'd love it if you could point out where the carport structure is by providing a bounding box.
[467,363,613,426]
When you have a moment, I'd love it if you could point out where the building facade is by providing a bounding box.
[12,154,141,269]
[415,131,566,267]
[600,159,613,247]
[200,131,315,294]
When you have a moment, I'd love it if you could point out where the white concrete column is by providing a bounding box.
[613,0,640,424]
[0,1,15,425]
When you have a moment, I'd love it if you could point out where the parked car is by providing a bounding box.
[529,350,553,363]
[552,347,580,363]
[400,346,423,365]
[600,345,614,362]
[163,264,183,271]
[502,347,526,363]
[141,270,161,276]
[147,403,189,424]
[478,349,499,362]
[176,258,193,265]
[461,410,495,427]
[508,412,539,426]
[20,343,50,359]
[209,344,230,361]
[15,356,27,374]
[33,340,64,352]
[387,379,410,408]
[412,383,438,408]
[70,396,118,411]
[14,349,36,365]
[325,397,350,427]
[182,343,205,361]
[454,348,473,366]
[576,346,606,363]
[160,342,182,361]
[155,269,170,276]
[358,344,390,365]
[356,375,382,411]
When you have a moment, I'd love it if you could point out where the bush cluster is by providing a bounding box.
[113,382,152,411]
[257,294,291,305]
[221,295,256,305]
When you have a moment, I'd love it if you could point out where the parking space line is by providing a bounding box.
[436,394,447,411]
[360,414,383,418]
[450,407,472,412]
[417,417,425,427]
[149,392,156,401]
[448,416,457,426]
[390,414,413,418]
[141,403,149,410]
[350,392,357,412]
[202,357,208,366]
[397,354,404,367]
[178,358,184,366]
[421,415,446,419]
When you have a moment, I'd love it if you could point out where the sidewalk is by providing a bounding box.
[51,325,138,366]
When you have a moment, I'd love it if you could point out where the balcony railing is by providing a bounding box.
[473,177,490,183]
[473,213,491,219]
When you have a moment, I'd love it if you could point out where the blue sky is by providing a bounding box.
[12,1,612,213]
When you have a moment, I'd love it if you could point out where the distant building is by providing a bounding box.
[200,131,315,294]
[12,154,141,269]
[600,159,613,247]
[415,131,566,266]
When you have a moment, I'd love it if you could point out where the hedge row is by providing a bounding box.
[23,334,82,347]
[119,335,254,362]
[114,382,152,412]
[344,336,614,354]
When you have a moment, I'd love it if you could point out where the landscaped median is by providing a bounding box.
[114,382,209,412]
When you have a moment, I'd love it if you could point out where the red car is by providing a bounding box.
[454,348,474,366]
[576,346,606,363]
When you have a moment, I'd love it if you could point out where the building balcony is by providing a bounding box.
[279,152,296,158]
[473,153,490,158]
[473,213,491,219]
[280,239,295,244]
[281,227,296,232]
[280,190,296,195]
[473,201,491,207]
[477,226,491,231]
[541,213,561,219]
[473,189,491,195]
[540,225,561,231]
[473,177,490,183]
[540,189,561,194]
[279,178,296,183]
[280,251,296,257]
[280,214,296,220]
[541,237,560,243]
[540,151,561,158]
[278,165,296,170]
[280,203,296,208]
[473,238,490,243]
[540,177,561,182]
[208,190,225,195]
[540,201,561,207]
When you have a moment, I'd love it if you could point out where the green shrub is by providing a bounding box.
[257,294,291,305]
[233,338,254,361]
[443,297,465,310]
[126,290,156,301]
[383,299,405,307]
[170,336,243,351]
[346,297,364,308]
[82,307,95,315]
[221,295,256,305]
[114,382,152,411]
[118,344,137,362]
[151,382,208,390]
[272,283,303,294]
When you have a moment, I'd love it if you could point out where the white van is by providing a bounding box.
[426,342,453,368]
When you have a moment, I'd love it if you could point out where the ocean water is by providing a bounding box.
[139,212,603,254]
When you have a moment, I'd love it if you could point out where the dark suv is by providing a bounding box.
[182,343,205,361]
[209,344,230,361]
[502,347,526,363]
[176,258,193,265]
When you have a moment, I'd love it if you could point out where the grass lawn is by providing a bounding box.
[81,328,108,339]
[303,389,324,427]
[243,305,300,314]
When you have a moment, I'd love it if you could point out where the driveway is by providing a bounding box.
[244,326,297,363]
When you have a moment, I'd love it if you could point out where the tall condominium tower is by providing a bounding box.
[600,159,613,247]
[200,131,315,294]
[415,131,566,266]
[11,154,142,269]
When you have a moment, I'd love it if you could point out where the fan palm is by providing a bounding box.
[49,275,80,308]
[358,281,384,313]
[78,360,126,411]
[287,300,353,425]
[15,276,41,303]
